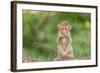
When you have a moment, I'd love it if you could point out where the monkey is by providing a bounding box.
[55,21,73,61]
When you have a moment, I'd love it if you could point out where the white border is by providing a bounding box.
[16,3,96,69]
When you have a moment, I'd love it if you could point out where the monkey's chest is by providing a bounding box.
[60,37,69,46]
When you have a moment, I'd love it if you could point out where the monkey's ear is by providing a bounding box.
[57,24,61,30]
[69,25,72,30]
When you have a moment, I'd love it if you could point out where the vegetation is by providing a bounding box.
[23,10,91,62]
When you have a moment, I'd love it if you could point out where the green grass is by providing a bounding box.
[23,48,57,61]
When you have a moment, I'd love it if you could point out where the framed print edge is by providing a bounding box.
[11,1,98,72]
[96,6,98,66]
[12,1,97,8]
[11,1,17,72]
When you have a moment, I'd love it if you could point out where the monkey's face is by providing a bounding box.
[58,24,70,36]
[61,24,68,34]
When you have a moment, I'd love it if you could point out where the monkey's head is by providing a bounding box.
[58,21,72,36]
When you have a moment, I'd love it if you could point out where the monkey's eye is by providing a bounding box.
[65,28,67,30]
[62,27,64,30]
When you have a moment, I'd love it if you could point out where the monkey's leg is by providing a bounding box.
[55,45,63,61]
[65,50,74,60]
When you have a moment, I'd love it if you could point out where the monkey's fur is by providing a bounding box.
[55,21,73,61]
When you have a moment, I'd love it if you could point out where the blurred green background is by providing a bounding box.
[23,10,91,62]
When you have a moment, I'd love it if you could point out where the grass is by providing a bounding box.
[23,47,56,62]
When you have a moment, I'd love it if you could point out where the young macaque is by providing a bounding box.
[55,21,73,61]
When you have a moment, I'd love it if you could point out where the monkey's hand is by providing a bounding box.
[61,51,73,60]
